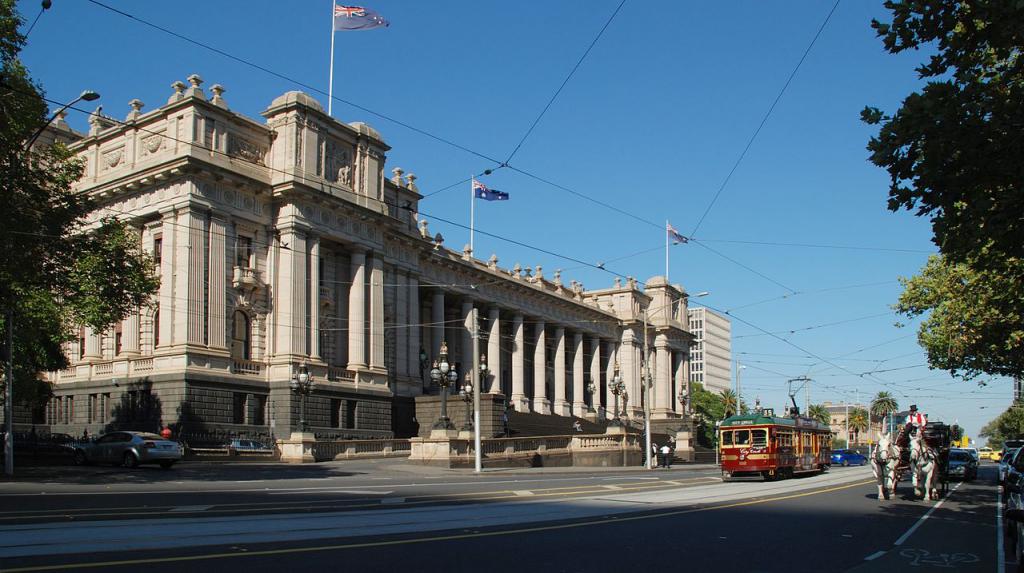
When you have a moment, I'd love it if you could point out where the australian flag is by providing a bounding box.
[333,5,389,31]
[473,179,509,201]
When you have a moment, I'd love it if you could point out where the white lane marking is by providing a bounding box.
[864,550,886,561]
[269,489,393,496]
[998,485,1005,573]
[894,481,962,546]
[168,505,212,513]
[513,491,534,497]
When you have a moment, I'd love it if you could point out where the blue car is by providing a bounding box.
[831,449,867,466]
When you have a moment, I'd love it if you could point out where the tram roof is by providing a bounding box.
[720,413,831,432]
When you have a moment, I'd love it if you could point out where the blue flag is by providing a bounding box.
[473,179,509,201]
[333,5,389,31]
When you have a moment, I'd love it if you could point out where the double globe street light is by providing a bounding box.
[289,364,315,433]
[429,342,458,430]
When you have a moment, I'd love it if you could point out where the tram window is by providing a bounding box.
[722,431,733,446]
[735,430,751,445]
[752,429,767,447]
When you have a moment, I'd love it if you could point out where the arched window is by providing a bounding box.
[232,311,251,361]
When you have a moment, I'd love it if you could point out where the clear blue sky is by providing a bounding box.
[17,0,1010,442]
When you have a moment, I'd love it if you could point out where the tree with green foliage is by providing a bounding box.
[807,404,831,426]
[863,1,1024,381]
[689,383,726,448]
[870,391,899,436]
[979,406,1024,450]
[849,408,870,445]
[1,1,158,417]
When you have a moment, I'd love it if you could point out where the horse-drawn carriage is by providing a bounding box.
[873,421,957,501]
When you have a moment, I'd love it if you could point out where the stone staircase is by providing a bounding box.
[505,411,608,437]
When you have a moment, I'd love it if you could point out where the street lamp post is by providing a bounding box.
[429,342,456,430]
[289,364,315,433]
[609,362,625,426]
[460,376,474,432]
[5,89,101,478]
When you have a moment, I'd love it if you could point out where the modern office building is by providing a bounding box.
[687,306,731,393]
[21,76,700,441]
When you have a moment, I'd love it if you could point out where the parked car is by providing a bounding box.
[1000,448,1022,485]
[72,431,183,469]
[830,449,867,466]
[980,447,994,460]
[947,448,978,481]
[228,439,275,455]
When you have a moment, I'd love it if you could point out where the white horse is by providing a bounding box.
[909,432,939,500]
[871,430,900,500]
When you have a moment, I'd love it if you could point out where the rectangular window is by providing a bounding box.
[153,237,162,268]
[734,430,750,445]
[252,395,267,426]
[236,236,252,268]
[330,399,341,428]
[752,429,767,447]
[232,393,247,424]
[345,400,357,429]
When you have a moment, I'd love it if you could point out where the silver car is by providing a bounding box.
[73,431,183,469]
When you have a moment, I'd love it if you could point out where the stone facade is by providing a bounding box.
[37,77,696,442]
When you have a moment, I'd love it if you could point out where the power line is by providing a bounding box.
[689,0,841,237]
[503,0,627,165]
[83,0,505,166]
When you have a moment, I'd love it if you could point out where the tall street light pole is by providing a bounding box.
[5,89,100,477]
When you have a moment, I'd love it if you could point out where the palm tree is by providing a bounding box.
[720,389,738,417]
[870,391,899,438]
[849,408,870,445]
[808,404,831,426]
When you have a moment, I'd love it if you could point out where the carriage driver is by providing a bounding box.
[905,404,928,436]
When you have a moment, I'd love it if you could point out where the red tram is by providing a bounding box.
[719,409,832,481]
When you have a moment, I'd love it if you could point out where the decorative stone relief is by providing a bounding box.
[227,133,266,165]
[102,148,123,170]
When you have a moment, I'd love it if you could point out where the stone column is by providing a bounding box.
[605,340,618,416]
[532,320,548,414]
[461,300,474,378]
[275,226,306,357]
[590,337,602,413]
[654,334,672,418]
[347,250,366,369]
[571,332,585,417]
[369,256,385,369]
[309,236,320,359]
[120,311,141,356]
[408,276,421,385]
[620,330,636,418]
[208,216,227,350]
[157,209,175,349]
[674,351,686,414]
[431,290,445,358]
[552,326,568,416]
[395,272,408,377]
[487,307,501,394]
[511,313,526,410]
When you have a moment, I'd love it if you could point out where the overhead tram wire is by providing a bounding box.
[502,0,628,165]
[688,0,841,238]
[81,1,816,296]
[84,0,504,167]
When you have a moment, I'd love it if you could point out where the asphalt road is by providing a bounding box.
[0,461,1009,573]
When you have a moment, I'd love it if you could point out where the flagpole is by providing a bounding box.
[665,220,670,282]
[328,0,336,116]
[470,176,475,256]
